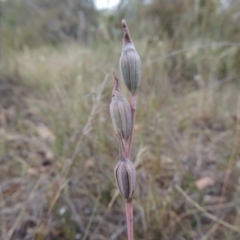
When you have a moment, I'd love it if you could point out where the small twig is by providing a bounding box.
[110,214,141,240]
[108,189,119,208]
[0,185,8,240]
[66,189,84,232]
[201,222,220,240]
[7,177,43,239]
[82,198,99,240]
[193,212,204,238]
[170,211,193,239]
[48,179,69,215]
[110,224,128,240]
[200,209,230,240]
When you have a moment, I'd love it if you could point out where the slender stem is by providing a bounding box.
[125,198,134,240]
[125,93,136,240]
[127,93,137,158]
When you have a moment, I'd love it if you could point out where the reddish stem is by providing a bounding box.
[127,93,137,158]
[125,93,136,240]
[125,198,134,240]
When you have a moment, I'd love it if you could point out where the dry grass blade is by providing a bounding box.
[0,186,7,240]
[221,96,240,197]
[143,42,240,67]
[64,75,109,178]
[174,185,240,233]
[82,198,99,240]
[7,177,43,239]
[46,76,108,217]
[48,179,70,215]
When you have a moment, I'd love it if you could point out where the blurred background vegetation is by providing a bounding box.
[0,0,240,239]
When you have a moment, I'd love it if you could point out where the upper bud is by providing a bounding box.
[119,19,141,93]
[110,71,132,142]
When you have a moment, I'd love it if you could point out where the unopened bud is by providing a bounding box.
[119,19,141,93]
[114,158,136,199]
[110,71,132,142]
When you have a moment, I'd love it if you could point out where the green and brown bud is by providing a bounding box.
[119,19,141,94]
[110,71,132,142]
[114,158,136,200]
[114,138,136,200]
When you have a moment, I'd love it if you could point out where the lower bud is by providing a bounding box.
[114,159,136,199]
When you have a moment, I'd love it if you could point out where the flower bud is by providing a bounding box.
[110,71,132,142]
[114,158,136,199]
[119,19,141,93]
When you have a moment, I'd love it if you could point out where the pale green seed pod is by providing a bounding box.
[114,158,136,199]
[119,19,141,93]
[110,71,132,142]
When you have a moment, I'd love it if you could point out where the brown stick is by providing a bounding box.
[125,198,134,240]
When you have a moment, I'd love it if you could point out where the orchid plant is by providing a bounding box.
[110,19,141,240]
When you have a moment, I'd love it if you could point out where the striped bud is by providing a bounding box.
[110,71,132,142]
[114,158,136,199]
[119,19,141,93]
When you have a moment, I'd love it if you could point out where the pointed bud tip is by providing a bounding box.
[112,69,117,79]
[121,19,131,44]
[122,19,127,29]
[112,70,119,92]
